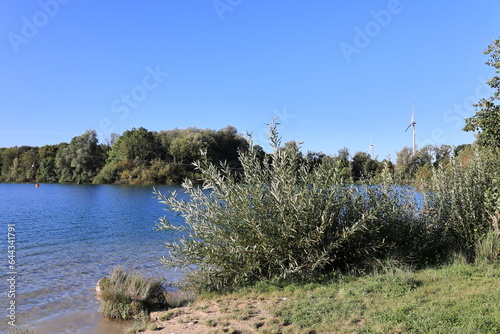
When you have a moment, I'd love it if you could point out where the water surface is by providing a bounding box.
[0,183,185,333]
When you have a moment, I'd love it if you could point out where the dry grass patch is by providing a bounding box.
[145,293,289,334]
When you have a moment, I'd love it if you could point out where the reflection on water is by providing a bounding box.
[0,183,186,333]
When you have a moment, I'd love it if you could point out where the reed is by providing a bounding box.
[99,266,166,320]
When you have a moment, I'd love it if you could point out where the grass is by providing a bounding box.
[124,312,149,334]
[271,262,500,333]
[159,309,185,321]
[151,262,500,333]
[99,266,166,320]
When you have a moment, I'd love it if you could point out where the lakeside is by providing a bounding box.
[126,262,500,334]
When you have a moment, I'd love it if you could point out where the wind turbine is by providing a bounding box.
[405,102,417,155]
[368,135,375,158]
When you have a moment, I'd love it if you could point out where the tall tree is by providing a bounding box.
[56,130,104,183]
[107,127,157,163]
[210,126,247,165]
[1,147,19,181]
[351,151,379,180]
[19,147,39,181]
[39,145,59,182]
[463,38,500,147]
[169,128,206,163]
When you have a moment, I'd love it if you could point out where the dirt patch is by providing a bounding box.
[145,296,289,334]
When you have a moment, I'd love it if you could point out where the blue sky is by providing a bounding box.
[1,0,499,160]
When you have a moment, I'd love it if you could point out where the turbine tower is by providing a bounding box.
[368,135,375,158]
[405,102,417,155]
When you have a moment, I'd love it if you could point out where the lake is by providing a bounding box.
[0,183,187,333]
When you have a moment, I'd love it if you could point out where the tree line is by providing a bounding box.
[0,126,248,184]
[2,37,498,186]
[0,123,468,185]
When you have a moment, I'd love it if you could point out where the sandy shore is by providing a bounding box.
[142,295,289,334]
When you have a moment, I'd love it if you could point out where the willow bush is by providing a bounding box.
[154,122,437,291]
[422,147,500,262]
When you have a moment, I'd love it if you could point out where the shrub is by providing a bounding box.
[154,121,435,291]
[422,147,500,261]
[93,160,136,184]
[99,267,166,320]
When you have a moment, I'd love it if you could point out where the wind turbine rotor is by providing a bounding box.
[403,102,417,154]
[368,135,375,157]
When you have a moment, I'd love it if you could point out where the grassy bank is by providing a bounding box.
[142,262,500,334]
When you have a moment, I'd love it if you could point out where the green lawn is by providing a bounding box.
[231,262,500,333]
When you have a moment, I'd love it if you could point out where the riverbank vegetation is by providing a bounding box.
[0,126,248,184]
[141,37,500,332]
[155,121,500,292]
[137,261,499,334]
[13,37,500,333]
[98,267,167,320]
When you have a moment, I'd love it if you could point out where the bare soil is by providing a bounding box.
[144,295,290,334]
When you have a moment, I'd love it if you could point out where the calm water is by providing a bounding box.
[0,183,187,333]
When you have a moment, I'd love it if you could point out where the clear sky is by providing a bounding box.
[1,1,499,160]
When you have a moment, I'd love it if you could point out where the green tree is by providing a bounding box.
[351,151,379,180]
[55,130,104,183]
[108,127,157,163]
[0,146,37,182]
[19,147,39,182]
[396,146,433,180]
[169,128,206,163]
[55,143,72,182]
[464,38,500,147]
[155,129,179,162]
[39,145,59,182]
[429,144,453,167]
[210,126,247,166]
[334,147,352,180]
[1,147,19,181]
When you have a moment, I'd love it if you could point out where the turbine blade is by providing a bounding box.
[405,124,412,132]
